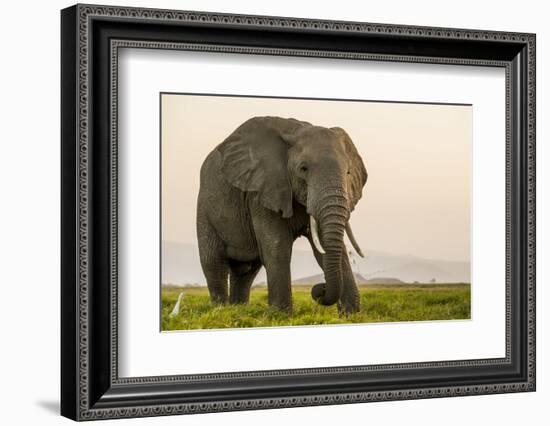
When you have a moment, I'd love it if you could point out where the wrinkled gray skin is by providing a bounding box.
[196,116,368,314]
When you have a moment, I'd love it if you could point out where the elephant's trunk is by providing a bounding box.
[311,188,349,306]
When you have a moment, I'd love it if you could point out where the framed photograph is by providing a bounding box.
[61,4,536,421]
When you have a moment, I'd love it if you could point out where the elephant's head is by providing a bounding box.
[217,116,368,306]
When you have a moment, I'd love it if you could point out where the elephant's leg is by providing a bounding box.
[264,253,292,312]
[307,236,360,314]
[252,214,293,312]
[228,259,261,304]
[197,219,229,304]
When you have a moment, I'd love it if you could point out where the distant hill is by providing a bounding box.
[162,241,470,286]
[290,273,363,285]
[288,273,404,286]
[292,272,404,285]
[364,277,405,285]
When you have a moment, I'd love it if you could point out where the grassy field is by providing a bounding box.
[161,284,470,331]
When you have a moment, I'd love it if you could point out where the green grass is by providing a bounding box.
[161,283,471,331]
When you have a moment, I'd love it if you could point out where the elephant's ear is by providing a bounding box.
[217,122,293,218]
[331,127,368,211]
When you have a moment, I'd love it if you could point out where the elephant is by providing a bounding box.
[196,116,368,314]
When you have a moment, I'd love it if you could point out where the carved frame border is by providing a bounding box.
[62,3,536,421]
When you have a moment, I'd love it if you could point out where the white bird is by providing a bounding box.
[169,292,185,318]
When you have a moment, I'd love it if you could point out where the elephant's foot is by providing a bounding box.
[268,299,292,314]
[208,287,228,305]
[338,293,360,316]
[209,294,228,305]
[337,300,360,316]
[266,279,293,313]
[228,286,251,304]
[267,292,293,313]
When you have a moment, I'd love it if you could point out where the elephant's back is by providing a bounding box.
[230,116,311,139]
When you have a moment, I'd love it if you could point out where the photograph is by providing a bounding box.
[161,93,472,331]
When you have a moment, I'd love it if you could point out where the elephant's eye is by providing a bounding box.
[299,164,308,173]
[347,170,351,175]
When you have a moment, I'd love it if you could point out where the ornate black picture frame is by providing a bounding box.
[61,4,536,421]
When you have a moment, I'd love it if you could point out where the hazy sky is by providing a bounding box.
[162,94,471,262]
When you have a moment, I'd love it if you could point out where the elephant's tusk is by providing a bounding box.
[169,292,185,318]
[345,221,365,258]
[310,215,326,254]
